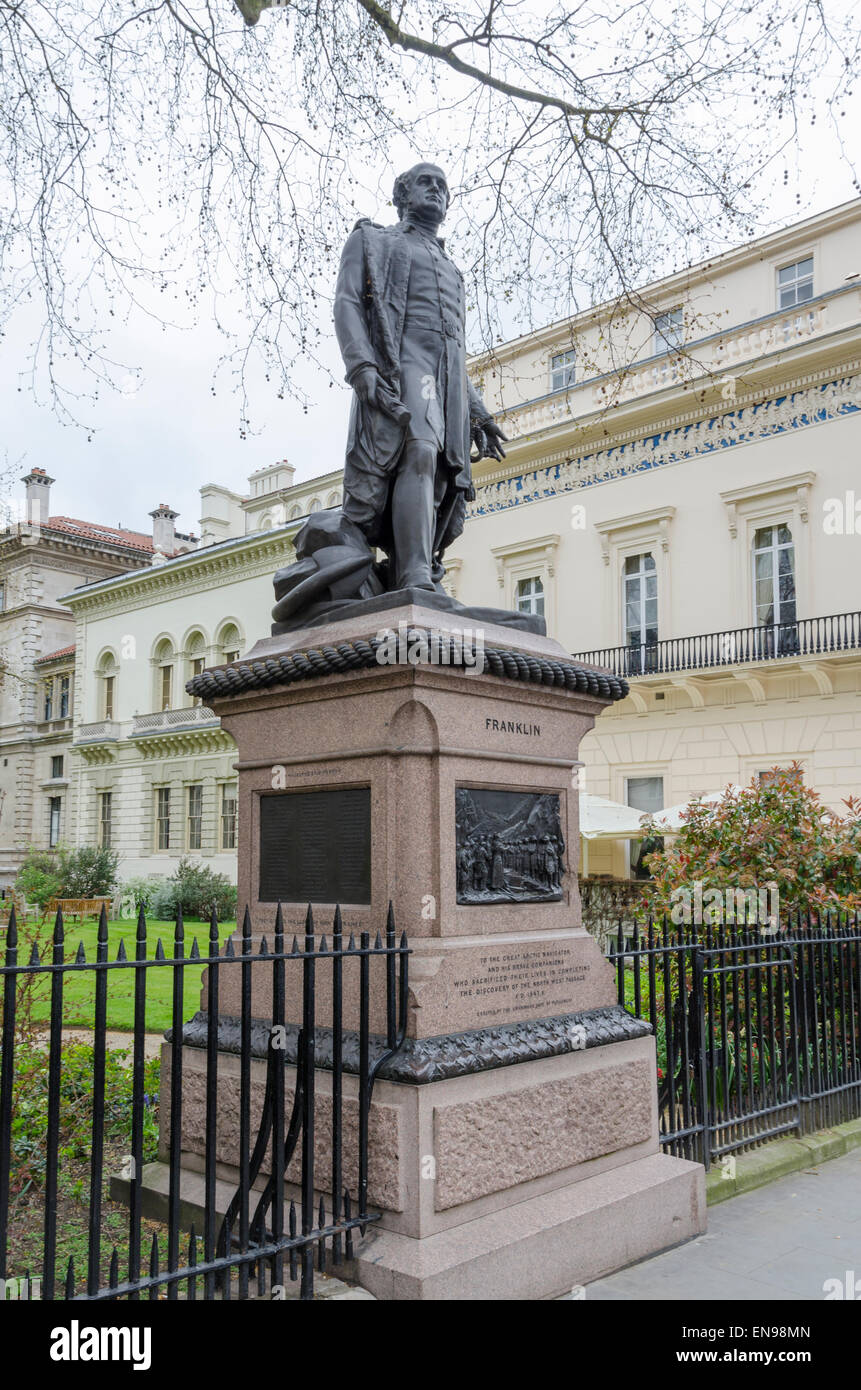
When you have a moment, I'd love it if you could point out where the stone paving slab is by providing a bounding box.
[573,1149,861,1301]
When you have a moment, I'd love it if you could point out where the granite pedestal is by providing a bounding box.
[161,604,705,1299]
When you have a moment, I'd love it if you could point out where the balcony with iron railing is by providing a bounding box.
[571,611,861,679]
[494,283,860,443]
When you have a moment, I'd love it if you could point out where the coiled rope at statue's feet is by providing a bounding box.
[185,632,629,704]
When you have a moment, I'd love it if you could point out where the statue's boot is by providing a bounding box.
[391,442,437,590]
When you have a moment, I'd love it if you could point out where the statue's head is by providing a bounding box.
[393,163,450,223]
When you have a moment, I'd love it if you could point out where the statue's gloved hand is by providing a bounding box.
[472,417,508,462]
[352,365,380,407]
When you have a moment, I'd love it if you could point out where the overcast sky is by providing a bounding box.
[1,57,858,541]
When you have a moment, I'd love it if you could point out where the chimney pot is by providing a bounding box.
[21,469,54,527]
[149,502,179,557]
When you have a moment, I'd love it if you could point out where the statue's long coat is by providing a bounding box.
[333,218,490,553]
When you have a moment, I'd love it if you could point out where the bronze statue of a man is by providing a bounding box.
[333,162,507,591]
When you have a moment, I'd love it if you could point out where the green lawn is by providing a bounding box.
[21,917,236,1035]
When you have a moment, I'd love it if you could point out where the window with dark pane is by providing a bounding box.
[221,784,238,850]
[156,787,171,850]
[49,796,61,848]
[99,791,113,849]
[187,784,203,851]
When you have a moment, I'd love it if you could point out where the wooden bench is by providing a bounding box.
[42,896,114,924]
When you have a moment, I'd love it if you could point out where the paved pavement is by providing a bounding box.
[579,1149,861,1301]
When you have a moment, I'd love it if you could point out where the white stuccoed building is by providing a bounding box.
[60,462,345,883]
[54,197,861,891]
[444,196,861,875]
[0,471,198,888]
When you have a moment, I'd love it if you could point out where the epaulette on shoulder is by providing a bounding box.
[352,217,385,232]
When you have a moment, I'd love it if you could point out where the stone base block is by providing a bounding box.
[353,1152,705,1300]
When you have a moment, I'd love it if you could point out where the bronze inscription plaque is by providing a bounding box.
[258,787,371,904]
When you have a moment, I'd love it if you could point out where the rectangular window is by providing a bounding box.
[99,791,113,849]
[104,674,115,720]
[43,680,53,721]
[51,754,64,780]
[626,776,664,879]
[777,257,813,310]
[654,307,684,354]
[0,582,5,611]
[550,349,575,392]
[160,664,173,712]
[753,524,796,628]
[516,576,544,618]
[624,553,658,672]
[156,787,171,850]
[187,784,203,851]
[221,784,238,851]
[49,796,61,848]
[59,674,70,718]
[758,767,803,788]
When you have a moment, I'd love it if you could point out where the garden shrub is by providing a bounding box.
[637,764,861,924]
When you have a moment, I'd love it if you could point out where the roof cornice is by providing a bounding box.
[60,526,299,614]
[470,198,861,368]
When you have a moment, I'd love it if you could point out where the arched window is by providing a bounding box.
[327,491,341,508]
[289,504,303,521]
[153,638,176,712]
[185,630,207,705]
[218,622,243,666]
[97,650,119,721]
[308,498,322,514]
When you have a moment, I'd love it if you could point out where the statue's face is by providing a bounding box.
[405,164,449,224]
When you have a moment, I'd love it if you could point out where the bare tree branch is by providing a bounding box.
[0,0,856,429]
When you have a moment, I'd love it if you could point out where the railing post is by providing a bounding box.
[87,905,109,1296]
[692,946,710,1171]
[0,909,18,1281]
[299,906,316,1301]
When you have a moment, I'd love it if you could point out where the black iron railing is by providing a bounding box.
[610,915,861,1169]
[0,903,408,1301]
[573,611,861,678]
